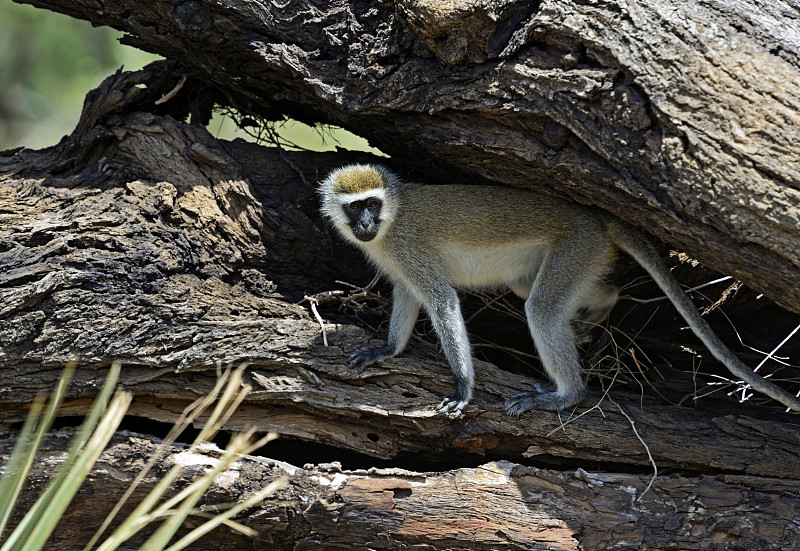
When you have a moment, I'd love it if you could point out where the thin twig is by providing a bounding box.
[608,397,657,501]
[621,276,732,304]
[305,296,328,346]
[472,342,540,360]
[755,322,800,373]
[545,367,621,437]
[303,280,391,346]
[630,348,673,405]
[466,290,514,323]
[155,74,187,105]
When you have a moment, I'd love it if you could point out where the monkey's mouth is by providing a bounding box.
[353,223,379,242]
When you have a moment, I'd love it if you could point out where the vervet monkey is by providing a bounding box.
[319,163,800,415]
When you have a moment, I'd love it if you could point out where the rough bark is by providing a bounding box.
[2,2,800,550]
[0,70,797,551]
[16,0,800,312]
[4,429,799,551]
[1,67,798,479]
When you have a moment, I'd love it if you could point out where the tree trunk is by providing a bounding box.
[3,1,800,549]
[15,0,800,312]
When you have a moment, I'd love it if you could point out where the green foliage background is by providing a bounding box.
[0,2,161,150]
[0,2,384,154]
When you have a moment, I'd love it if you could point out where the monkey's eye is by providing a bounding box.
[367,199,380,209]
[348,201,360,210]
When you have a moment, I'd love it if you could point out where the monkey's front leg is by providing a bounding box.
[348,283,420,371]
[426,287,475,416]
[347,343,395,370]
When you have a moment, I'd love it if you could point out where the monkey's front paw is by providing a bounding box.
[436,394,469,417]
[505,387,584,415]
[347,344,393,372]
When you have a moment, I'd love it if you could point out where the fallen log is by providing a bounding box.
[3,429,798,550]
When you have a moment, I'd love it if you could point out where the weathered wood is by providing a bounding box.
[16,0,800,312]
[3,429,798,550]
[2,16,800,547]
[1,69,798,485]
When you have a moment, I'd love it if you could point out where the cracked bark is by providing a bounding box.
[16,0,800,312]
[4,430,799,551]
[2,0,800,549]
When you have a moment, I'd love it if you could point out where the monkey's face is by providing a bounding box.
[343,196,383,242]
[319,163,399,246]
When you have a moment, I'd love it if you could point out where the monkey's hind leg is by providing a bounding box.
[573,283,619,344]
[506,241,613,414]
[505,310,586,414]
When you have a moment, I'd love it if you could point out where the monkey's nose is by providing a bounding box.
[354,222,379,242]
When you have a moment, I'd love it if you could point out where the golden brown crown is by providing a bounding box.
[330,165,385,194]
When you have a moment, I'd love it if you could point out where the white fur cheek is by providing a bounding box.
[321,200,358,241]
[379,201,397,227]
[324,203,347,227]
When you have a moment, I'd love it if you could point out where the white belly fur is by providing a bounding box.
[440,241,547,292]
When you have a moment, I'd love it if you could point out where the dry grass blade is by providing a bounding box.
[0,398,46,540]
[95,363,278,551]
[163,477,289,551]
[85,364,238,550]
[137,429,272,551]
[16,391,132,551]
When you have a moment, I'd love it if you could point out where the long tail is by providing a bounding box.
[608,221,800,412]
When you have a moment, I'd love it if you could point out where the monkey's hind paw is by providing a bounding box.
[347,344,393,372]
[505,388,584,415]
[436,394,468,417]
